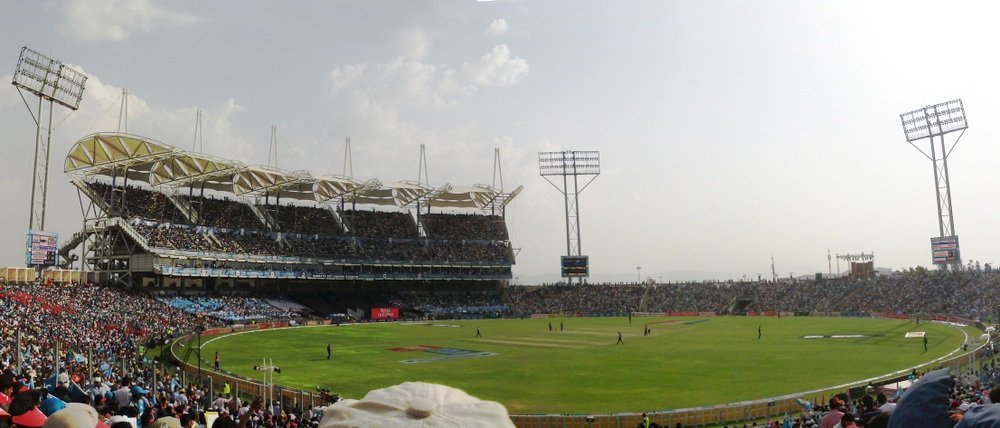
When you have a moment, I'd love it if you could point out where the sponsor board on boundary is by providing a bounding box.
[747,311,777,317]
[371,307,400,320]
[633,311,709,317]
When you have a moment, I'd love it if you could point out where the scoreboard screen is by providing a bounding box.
[930,235,960,265]
[26,230,58,267]
[561,255,589,278]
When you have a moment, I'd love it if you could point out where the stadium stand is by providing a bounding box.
[267,204,344,235]
[340,209,418,239]
[186,195,265,231]
[85,182,185,223]
[507,268,999,320]
[76,181,513,279]
[60,134,518,289]
[422,212,509,240]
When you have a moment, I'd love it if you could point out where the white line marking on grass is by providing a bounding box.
[514,337,605,345]
[472,339,581,349]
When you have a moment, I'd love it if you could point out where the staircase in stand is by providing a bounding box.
[249,202,278,230]
[325,205,349,234]
[167,193,200,224]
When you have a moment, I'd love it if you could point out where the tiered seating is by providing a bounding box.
[87,181,185,222]
[88,181,512,264]
[423,213,509,240]
[341,209,417,239]
[270,204,343,235]
[186,195,264,230]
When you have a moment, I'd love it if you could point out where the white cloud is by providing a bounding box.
[398,29,431,60]
[59,0,198,42]
[329,64,368,93]
[322,33,531,183]
[486,18,509,36]
[44,68,254,164]
[328,43,528,112]
[460,44,529,87]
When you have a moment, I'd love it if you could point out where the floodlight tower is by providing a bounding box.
[539,151,600,284]
[899,99,967,270]
[11,47,87,231]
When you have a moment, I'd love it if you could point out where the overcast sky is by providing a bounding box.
[3,0,1000,283]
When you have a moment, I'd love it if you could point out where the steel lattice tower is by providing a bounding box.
[900,99,968,270]
[539,151,600,284]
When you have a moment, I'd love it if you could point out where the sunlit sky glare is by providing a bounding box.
[3,1,1000,283]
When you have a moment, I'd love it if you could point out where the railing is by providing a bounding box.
[170,322,333,411]
[168,313,989,427]
[155,264,512,281]
[111,217,151,249]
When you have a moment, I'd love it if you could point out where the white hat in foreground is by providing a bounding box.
[320,382,515,427]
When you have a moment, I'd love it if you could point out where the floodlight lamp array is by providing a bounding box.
[900,99,966,142]
[538,151,601,176]
[12,47,87,111]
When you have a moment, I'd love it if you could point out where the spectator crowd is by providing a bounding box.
[88,182,513,266]
[509,268,1000,320]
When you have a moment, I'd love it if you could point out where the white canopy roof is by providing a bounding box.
[65,132,520,210]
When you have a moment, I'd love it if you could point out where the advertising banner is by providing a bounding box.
[371,307,400,320]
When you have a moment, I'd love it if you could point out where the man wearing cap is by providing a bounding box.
[819,397,845,428]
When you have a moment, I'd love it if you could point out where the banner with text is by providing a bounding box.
[371,307,400,320]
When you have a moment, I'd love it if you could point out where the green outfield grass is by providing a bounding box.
[195,316,971,414]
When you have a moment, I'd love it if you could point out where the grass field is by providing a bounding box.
[196,316,971,414]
